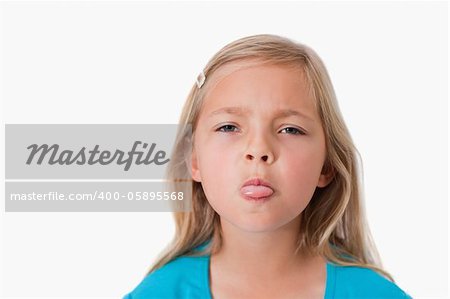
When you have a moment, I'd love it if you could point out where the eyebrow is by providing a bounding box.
[207,106,315,122]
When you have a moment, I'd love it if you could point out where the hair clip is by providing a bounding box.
[196,71,206,88]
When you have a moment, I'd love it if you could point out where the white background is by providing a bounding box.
[0,1,448,298]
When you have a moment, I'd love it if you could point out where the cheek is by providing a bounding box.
[285,150,323,181]
[195,137,237,206]
[286,135,325,174]
[280,143,326,200]
[198,136,237,171]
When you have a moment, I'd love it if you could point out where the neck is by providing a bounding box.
[211,214,312,280]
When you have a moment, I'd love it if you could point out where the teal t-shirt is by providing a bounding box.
[124,243,412,299]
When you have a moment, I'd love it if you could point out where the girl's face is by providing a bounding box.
[191,63,333,233]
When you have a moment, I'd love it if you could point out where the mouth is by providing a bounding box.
[240,178,275,202]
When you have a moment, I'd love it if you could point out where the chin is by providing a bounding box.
[231,216,288,233]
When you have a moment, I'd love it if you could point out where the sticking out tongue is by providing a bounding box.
[240,185,274,198]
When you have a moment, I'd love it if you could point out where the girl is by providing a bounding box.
[125,34,412,298]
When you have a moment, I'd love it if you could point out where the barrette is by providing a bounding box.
[196,71,206,88]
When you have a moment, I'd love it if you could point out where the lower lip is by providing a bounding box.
[241,194,273,203]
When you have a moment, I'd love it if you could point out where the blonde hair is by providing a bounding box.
[148,34,395,282]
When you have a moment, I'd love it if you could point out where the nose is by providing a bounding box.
[245,134,275,164]
[246,153,271,162]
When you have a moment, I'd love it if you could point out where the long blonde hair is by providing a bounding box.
[149,34,395,282]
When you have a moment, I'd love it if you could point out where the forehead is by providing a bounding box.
[200,62,317,119]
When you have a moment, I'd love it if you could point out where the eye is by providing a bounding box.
[216,124,240,133]
[279,127,306,135]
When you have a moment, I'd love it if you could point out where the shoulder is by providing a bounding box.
[327,262,412,299]
[124,254,210,299]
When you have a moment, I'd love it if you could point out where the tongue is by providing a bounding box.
[241,185,274,198]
